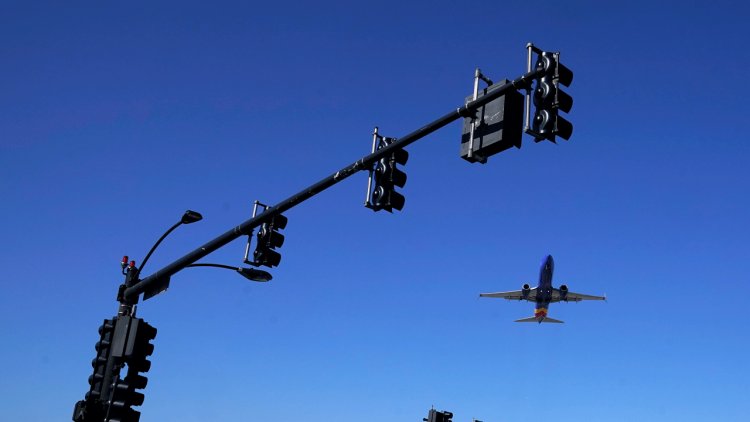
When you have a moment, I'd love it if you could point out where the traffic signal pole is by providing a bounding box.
[77,44,572,421]
[122,66,544,304]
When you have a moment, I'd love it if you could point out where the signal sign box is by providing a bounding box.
[460,79,524,163]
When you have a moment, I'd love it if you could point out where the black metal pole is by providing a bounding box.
[123,67,543,302]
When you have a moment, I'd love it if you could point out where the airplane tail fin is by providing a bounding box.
[514,316,564,323]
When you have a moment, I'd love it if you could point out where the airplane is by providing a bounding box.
[479,255,605,323]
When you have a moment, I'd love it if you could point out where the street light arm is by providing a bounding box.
[185,263,237,271]
[186,263,272,282]
[138,221,182,274]
[138,210,203,274]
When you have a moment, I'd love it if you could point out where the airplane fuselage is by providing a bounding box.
[534,255,555,320]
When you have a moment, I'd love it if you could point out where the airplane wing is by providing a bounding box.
[479,288,537,302]
[551,289,606,303]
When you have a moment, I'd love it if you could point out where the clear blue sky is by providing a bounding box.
[1,1,748,421]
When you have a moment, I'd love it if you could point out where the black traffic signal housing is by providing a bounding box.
[369,136,408,212]
[73,318,117,421]
[89,318,116,401]
[531,50,574,142]
[108,370,146,422]
[107,317,157,422]
[424,409,454,422]
[253,213,288,268]
[122,318,156,372]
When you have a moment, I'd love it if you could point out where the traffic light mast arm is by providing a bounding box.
[122,66,544,303]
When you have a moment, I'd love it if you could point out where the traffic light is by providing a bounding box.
[424,409,453,422]
[108,371,146,422]
[370,136,408,212]
[108,318,157,422]
[73,318,117,421]
[531,50,573,142]
[123,318,156,372]
[253,213,288,267]
[88,318,115,401]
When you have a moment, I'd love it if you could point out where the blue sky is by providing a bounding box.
[1,1,748,421]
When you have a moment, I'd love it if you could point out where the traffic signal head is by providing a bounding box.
[106,318,157,422]
[369,137,408,212]
[124,318,156,372]
[531,51,574,142]
[253,213,288,267]
[425,409,454,422]
[108,374,144,422]
[87,318,115,400]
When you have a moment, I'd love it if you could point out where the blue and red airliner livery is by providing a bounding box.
[480,255,606,323]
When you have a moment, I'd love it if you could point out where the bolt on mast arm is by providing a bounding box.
[123,67,544,303]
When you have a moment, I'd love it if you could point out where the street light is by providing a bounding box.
[138,210,203,274]
[185,263,273,282]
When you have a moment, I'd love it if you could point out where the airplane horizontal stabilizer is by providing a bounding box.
[514,316,564,323]
[541,317,564,323]
[514,316,539,323]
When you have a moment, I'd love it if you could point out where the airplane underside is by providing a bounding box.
[479,255,605,323]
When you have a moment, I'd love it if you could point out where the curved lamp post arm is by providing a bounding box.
[139,210,203,274]
[186,263,272,282]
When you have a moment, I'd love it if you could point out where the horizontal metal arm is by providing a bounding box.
[123,66,543,302]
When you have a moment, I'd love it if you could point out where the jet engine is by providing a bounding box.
[559,284,568,300]
[522,283,531,299]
